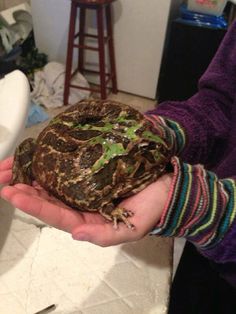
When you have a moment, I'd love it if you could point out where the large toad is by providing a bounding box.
[11,100,172,229]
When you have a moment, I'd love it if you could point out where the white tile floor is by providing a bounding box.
[0,203,173,314]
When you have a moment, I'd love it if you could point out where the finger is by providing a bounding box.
[0,170,12,184]
[14,183,54,201]
[72,222,140,247]
[0,156,13,170]
[32,181,44,188]
[1,186,85,233]
[13,183,66,207]
[13,183,41,196]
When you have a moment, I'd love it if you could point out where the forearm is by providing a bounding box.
[150,91,231,166]
[147,21,236,166]
[151,157,236,261]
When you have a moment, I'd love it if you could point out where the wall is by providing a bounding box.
[31,0,183,99]
[0,0,30,11]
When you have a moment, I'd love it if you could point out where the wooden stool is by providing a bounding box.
[63,0,118,105]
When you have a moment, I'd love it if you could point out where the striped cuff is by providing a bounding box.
[144,114,186,155]
[150,157,236,250]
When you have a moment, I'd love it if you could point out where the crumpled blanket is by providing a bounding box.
[31,61,90,108]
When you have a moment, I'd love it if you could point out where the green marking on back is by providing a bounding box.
[142,131,166,146]
[50,117,74,127]
[90,137,126,172]
[50,110,166,173]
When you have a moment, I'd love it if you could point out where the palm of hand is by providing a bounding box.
[0,157,171,246]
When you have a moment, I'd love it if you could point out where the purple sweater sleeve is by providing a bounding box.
[148,20,236,166]
[146,21,236,286]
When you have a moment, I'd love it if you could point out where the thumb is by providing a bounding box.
[72,223,137,247]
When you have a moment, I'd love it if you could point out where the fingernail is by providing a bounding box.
[73,233,90,242]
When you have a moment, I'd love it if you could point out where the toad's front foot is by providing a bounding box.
[100,207,135,230]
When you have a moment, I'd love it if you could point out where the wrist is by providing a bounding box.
[148,172,174,229]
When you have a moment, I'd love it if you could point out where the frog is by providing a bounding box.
[11,99,172,229]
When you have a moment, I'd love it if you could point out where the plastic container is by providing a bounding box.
[187,0,228,16]
[180,4,228,29]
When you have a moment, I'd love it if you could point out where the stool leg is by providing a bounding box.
[106,4,117,94]
[78,7,86,74]
[97,6,107,99]
[64,1,77,106]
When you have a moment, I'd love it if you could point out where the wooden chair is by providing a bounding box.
[63,0,118,104]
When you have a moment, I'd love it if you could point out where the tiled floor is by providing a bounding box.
[0,92,175,314]
[0,210,173,314]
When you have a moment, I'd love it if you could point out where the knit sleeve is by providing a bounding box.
[144,114,186,155]
[148,20,236,166]
[150,157,236,256]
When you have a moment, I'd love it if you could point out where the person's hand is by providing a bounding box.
[71,174,172,246]
[0,157,172,247]
[0,156,14,184]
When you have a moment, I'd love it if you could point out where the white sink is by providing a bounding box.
[0,70,30,310]
[0,70,30,160]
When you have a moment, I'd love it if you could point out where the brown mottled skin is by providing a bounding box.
[11,99,172,229]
